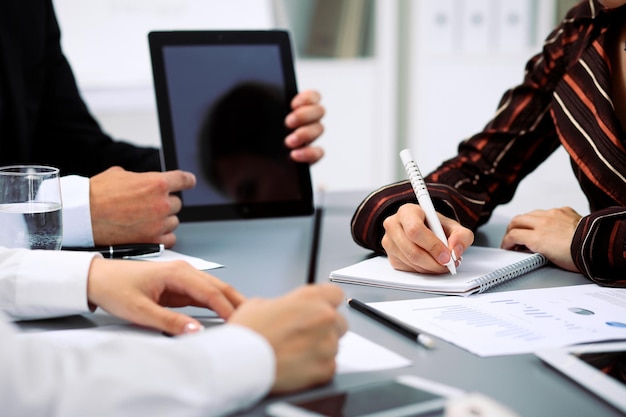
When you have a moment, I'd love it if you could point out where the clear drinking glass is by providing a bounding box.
[0,165,63,250]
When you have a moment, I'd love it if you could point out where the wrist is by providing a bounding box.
[86,255,105,311]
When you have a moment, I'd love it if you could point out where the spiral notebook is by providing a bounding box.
[329,246,548,296]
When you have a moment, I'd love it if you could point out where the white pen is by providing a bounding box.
[399,149,457,275]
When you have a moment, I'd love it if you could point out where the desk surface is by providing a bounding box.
[19,190,621,417]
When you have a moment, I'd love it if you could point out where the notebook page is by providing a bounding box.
[330,246,546,295]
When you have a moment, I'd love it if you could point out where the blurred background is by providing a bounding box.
[53,0,585,217]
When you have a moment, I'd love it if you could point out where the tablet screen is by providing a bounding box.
[149,30,313,221]
[292,381,444,417]
[577,350,626,387]
[266,375,464,417]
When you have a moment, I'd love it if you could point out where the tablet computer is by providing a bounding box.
[536,341,626,414]
[149,30,313,221]
[266,375,464,417]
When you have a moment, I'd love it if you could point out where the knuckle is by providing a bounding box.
[396,204,411,215]
[155,198,173,215]
[382,216,391,230]
[167,315,186,332]
[316,306,339,325]
[403,246,422,264]
[147,175,170,196]
[218,281,238,297]
[165,260,189,273]
[403,222,424,240]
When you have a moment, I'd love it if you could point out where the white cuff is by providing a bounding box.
[60,175,94,247]
[12,249,97,319]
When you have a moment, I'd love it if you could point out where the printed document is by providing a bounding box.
[368,284,626,357]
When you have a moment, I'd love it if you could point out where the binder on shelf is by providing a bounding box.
[305,0,344,57]
[459,0,493,54]
[335,0,373,58]
[330,246,548,296]
[495,0,532,52]
[305,0,373,58]
[427,0,457,55]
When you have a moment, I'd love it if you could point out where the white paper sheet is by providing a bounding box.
[336,331,412,374]
[139,249,223,270]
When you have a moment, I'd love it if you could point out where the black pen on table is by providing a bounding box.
[64,243,164,259]
[347,298,435,349]
[306,188,325,284]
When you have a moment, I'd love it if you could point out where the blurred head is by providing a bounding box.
[198,81,300,203]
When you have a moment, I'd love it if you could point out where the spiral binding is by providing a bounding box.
[474,253,548,294]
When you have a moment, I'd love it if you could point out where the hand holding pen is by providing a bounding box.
[381,149,473,275]
[399,149,457,275]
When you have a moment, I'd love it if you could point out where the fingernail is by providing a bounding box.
[183,322,205,334]
[285,133,297,146]
[290,149,305,159]
[454,245,463,259]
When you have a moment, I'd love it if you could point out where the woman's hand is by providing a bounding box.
[381,203,474,274]
[501,207,582,272]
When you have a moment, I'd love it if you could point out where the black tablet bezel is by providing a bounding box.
[536,342,626,414]
[149,30,313,222]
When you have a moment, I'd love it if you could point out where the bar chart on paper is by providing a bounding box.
[431,302,557,342]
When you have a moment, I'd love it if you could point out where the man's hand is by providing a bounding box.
[87,257,245,336]
[89,167,196,248]
[228,283,348,393]
[285,89,326,164]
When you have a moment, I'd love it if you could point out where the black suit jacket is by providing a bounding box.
[0,0,160,176]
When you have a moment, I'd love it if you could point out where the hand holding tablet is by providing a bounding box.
[149,30,313,221]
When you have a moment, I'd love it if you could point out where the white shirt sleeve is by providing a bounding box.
[0,317,275,417]
[59,175,94,247]
[0,247,97,319]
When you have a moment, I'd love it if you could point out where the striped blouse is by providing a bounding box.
[351,0,626,286]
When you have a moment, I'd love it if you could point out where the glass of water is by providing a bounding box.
[0,165,63,250]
